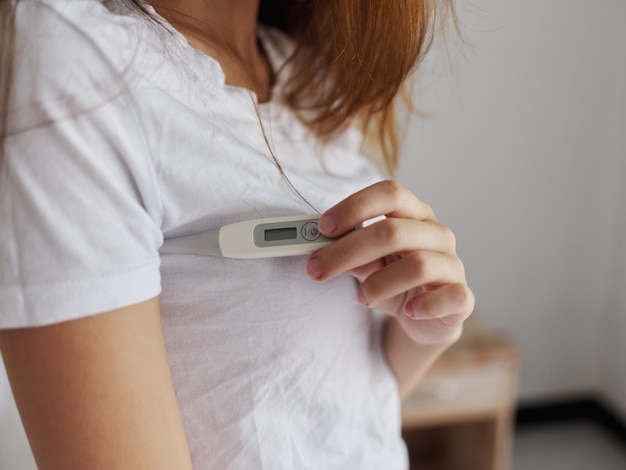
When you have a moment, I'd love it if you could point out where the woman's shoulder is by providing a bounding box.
[10,0,147,129]
[15,0,139,77]
[10,0,227,129]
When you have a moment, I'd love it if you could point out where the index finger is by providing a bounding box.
[318,180,436,237]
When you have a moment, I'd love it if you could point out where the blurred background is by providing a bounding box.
[1,0,625,469]
[397,0,626,468]
[402,0,625,410]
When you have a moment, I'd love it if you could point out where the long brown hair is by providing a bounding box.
[0,0,454,174]
[259,0,454,173]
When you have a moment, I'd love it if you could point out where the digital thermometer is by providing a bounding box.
[159,215,335,259]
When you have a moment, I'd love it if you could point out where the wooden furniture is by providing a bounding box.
[401,316,520,470]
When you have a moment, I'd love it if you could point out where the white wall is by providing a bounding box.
[602,152,626,419]
[398,0,626,403]
[600,0,626,418]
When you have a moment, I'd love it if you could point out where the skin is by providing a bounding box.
[149,0,273,102]
[0,0,474,467]
[0,299,193,470]
[307,180,474,398]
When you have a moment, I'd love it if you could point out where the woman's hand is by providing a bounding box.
[306,180,474,346]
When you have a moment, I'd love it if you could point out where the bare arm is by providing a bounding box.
[383,316,458,399]
[0,297,193,470]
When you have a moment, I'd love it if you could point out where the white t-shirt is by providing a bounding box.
[0,1,408,468]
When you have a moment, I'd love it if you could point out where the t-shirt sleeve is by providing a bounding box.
[0,1,163,328]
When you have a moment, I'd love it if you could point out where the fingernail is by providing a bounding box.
[318,214,337,234]
[357,287,370,307]
[405,302,417,319]
[307,257,323,280]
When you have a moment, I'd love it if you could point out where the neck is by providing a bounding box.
[148,0,271,101]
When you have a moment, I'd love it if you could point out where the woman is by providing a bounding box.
[0,0,474,468]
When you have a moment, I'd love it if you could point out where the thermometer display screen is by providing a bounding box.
[264,227,297,242]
